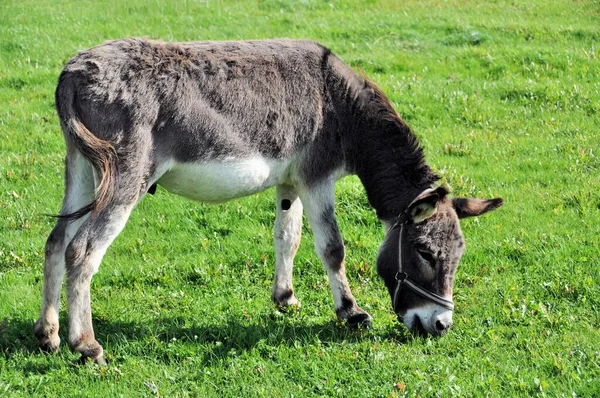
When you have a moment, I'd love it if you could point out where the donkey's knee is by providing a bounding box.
[322,238,345,271]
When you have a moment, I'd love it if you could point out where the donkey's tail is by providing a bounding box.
[55,71,119,221]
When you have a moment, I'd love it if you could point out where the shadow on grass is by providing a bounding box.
[0,317,40,357]
[95,312,414,366]
[1,313,412,367]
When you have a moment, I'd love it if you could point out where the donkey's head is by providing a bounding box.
[377,186,502,337]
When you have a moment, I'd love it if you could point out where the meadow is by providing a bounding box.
[1,0,599,396]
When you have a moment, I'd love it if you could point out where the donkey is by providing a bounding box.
[35,38,502,364]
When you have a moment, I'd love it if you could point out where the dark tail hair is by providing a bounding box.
[55,72,118,221]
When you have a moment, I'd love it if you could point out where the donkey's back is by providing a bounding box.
[60,38,335,159]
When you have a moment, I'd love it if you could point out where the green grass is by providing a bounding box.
[1,0,599,396]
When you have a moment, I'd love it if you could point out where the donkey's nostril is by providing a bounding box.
[435,319,449,332]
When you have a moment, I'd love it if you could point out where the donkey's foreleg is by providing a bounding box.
[65,203,134,364]
[272,185,303,310]
[298,181,372,328]
[35,153,94,353]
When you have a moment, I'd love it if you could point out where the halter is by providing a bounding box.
[391,213,455,315]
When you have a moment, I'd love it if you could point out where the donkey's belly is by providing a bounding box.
[157,157,292,203]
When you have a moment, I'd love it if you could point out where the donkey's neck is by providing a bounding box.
[342,81,439,220]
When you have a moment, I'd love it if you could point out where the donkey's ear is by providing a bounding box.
[452,197,503,219]
[407,186,450,223]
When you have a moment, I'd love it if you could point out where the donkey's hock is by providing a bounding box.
[36,38,503,364]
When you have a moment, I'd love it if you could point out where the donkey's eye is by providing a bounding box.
[416,249,436,267]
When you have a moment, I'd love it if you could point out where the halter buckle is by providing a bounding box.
[395,272,408,282]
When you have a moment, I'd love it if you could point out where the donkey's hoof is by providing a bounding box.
[79,354,107,366]
[70,338,104,366]
[277,301,301,315]
[346,312,372,329]
[34,321,61,353]
[38,337,61,353]
[337,307,372,329]
[272,289,301,313]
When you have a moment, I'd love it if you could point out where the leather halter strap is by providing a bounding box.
[391,214,455,313]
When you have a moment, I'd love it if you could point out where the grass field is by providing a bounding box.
[1,0,599,396]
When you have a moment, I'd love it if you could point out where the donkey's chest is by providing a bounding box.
[157,157,293,203]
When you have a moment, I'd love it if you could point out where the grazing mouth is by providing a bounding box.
[399,315,428,336]
[411,315,428,336]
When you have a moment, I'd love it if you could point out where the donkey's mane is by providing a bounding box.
[341,72,440,219]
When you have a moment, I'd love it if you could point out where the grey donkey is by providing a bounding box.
[35,38,503,364]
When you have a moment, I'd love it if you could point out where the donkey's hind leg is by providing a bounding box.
[297,180,372,328]
[35,152,95,353]
[272,185,303,310]
[64,196,137,364]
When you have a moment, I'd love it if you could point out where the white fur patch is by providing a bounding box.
[401,303,453,335]
[157,157,293,203]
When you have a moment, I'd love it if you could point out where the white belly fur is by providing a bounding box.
[157,157,293,203]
